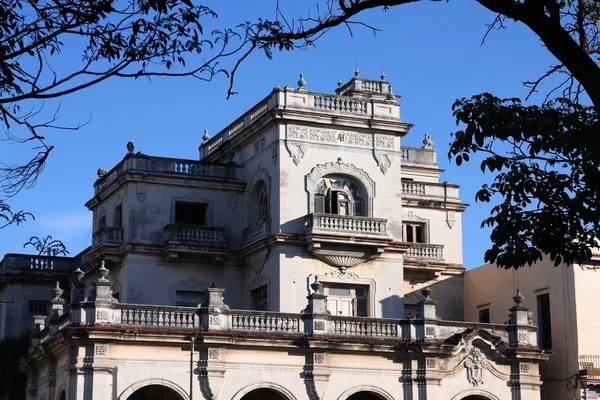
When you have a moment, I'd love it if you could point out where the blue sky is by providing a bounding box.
[0,1,561,268]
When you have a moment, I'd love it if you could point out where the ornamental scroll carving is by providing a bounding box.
[288,126,373,148]
[464,348,489,386]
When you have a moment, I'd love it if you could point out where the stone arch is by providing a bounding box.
[231,382,297,400]
[247,166,272,224]
[450,389,500,400]
[337,385,394,400]
[118,378,189,400]
[305,159,375,217]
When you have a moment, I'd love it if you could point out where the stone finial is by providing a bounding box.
[423,133,433,149]
[381,70,386,81]
[97,260,109,283]
[421,286,433,300]
[354,67,360,77]
[72,267,85,283]
[298,73,307,89]
[387,84,395,100]
[202,129,210,143]
[126,141,135,154]
[337,77,343,88]
[52,281,64,301]
[97,168,107,178]
[311,277,324,294]
[513,289,524,306]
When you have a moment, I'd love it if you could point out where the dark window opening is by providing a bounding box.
[403,223,426,243]
[537,293,552,349]
[314,176,365,217]
[176,290,205,307]
[478,308,490,323]
[175,202,207,225]
[29,300,49,315]
[114,204,122,228]
[99,215,106,230]
[251,285,268,311]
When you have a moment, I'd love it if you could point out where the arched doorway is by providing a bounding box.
[128,385,184,400]
[241,388,286,400]
[347,392,384,400]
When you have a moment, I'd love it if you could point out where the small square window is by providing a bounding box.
[175,202,207,225]
[403,223,426,243]
[29,300,49,315]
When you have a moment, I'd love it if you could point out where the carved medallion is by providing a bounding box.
[464,348,489,386]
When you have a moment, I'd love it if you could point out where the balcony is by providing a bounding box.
[580,355,600,377]
[242,219,271,247]
[164,224,227,247]
[92,227,124,248]
[304,213,390,268]
[405,243,444,262]
[305,213,388,237]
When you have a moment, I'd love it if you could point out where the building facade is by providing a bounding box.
[465,255,600,400]
[8,72,549,400]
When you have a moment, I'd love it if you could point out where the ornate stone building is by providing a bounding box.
[13,72,549,400]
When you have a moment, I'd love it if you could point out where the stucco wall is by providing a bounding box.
[464,258,582,400]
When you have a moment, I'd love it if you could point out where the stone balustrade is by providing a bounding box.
[229,310,302,333]
[330,316,399,338]
[242,219,271,247]
[32,280,537,351]
[0,254,77,275]
[306,213,388,237]
[312,94,369,114]
[117,304,198,329]
[95,155,237,195]
[34,300,526,347]
[406,243,445,261]
[401,181,460,201]
[164,224,227,246]
[92,227,124,248]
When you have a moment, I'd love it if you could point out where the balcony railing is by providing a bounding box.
[229,310,302,333]
[401,181,460,201]
[0,254,77,274]
[405,243,444,261]
[36,302,525,347]
[116,304,197,329]
[580,355,600,375]
[92,227,124,248]
[306,213,388,237]
[242,219,271,247]
[164,224,227,246]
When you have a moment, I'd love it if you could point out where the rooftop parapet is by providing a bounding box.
[0,253,77,277]
[199,72,405,160]
[93,142,240,196]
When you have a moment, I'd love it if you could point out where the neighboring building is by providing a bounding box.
[465,255,600,400]
[6,72,549,400]
[0,252,88,339]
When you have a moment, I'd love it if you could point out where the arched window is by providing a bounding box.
[314,176,365,216]
[251,180,269,224]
